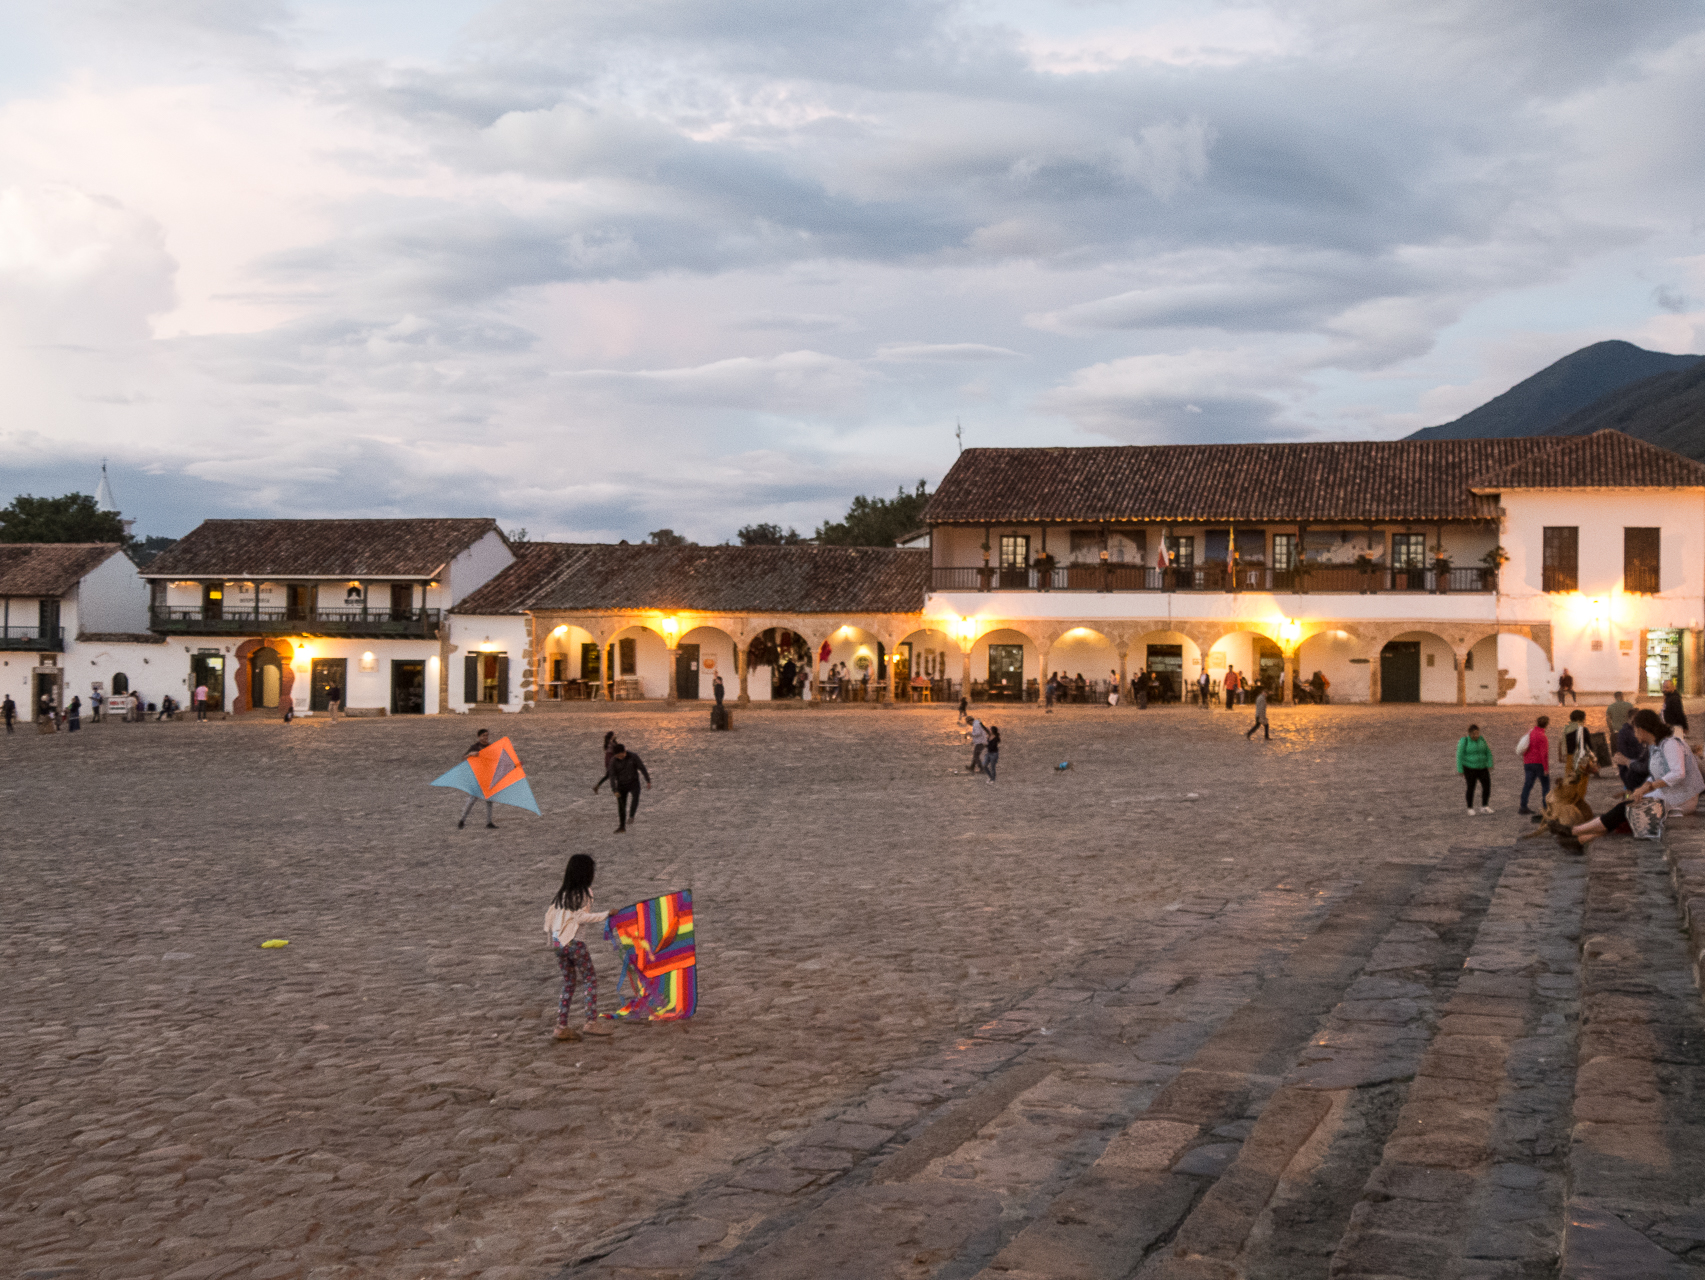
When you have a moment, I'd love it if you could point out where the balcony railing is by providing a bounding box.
[150,606,443,639]
[930,565,1495,594]
[0,626,64,651]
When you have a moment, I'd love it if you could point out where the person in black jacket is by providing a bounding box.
[595,742,652,833]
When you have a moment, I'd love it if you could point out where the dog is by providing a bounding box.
[1522,765,1593,848]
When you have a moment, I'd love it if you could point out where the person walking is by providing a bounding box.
[957,694,969,725]
[713,672,725,706]
[194,682,209,722]
[1662,679,1689,733]
[1044,672,1057,713]
[981,723,1001,784]
[1135,669,1148,710]
[1197,669,1211,708]
[595,741,651,833]
[458,728,499,828]
[797,665,812,703]
[1556,669,1576,705]
[1518,715,1552,816]
[1107,669,1120,707]
[966,718,988,775]
[90,687,103,723]
[1456,724,1494,815]
[1244,687,1269,740]
[2,693,14,733]
[327,681,342,723]
[544,854,615,1042]
[1606,691,1634,738]
[66,696,81,732]
[1222,667,1239,710]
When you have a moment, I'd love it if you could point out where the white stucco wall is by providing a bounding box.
[450,615,531,711]
[1466,635,1499,704]
[679,626,736,699]
[74,550,150,635]
[445,530,516,606]
[1298,630,1370,703]
[1497,632,1554,706]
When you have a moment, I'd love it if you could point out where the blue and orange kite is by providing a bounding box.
[431,736,541,815]
[603,890,697,1021]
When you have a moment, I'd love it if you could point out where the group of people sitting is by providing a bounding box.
[1464,682,1705,848]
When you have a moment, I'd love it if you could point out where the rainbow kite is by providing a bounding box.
[430,736,540,815]
[603,890,697,1021]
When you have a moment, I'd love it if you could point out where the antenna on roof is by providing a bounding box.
[955,419,962,454]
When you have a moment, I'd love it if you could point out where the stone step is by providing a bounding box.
[1562,839,1705,1278]
[957,853,1503,1280]
[557,878,1364,1278]
[1317,850,1585,1280]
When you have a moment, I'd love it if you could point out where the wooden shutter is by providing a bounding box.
[464,655,479,703]
[496,656,510,704]
[1625,528,1661,594]
[1542,527,1578,592]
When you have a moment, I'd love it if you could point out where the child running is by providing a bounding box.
[544,854,614,1041]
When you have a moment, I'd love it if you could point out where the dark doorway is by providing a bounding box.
[391,660,426,714]
[581,643,601,682]
[190,653,225,711]
[1254,636,1286,695]
[250,646,282,710]
[987,643,1025,699]
[893,642,912,690]
[310,658,347,711]
[1146,644,1183,702]
[676,643,700,699]
[390,583,413,619]
[462,652,509,704]
[202,583,224,621]
[1380,641,1422,703]
[285,584,312,621]
[32,669,62,720]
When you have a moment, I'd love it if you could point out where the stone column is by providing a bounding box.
[1638,629,1649,698]
[1036,646,1051,697]
[666,647,678,704]
[1284,648,1296,705]
[961,645,973,702]
[1368,651,1382,705]
[1690,629,1704,697]
[736,643,750,705]
[1117,645,1128,702]
[1456,652,1467,706]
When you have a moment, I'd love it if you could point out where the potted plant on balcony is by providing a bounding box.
[1480,545,1507,593]
[1433,552,1453,594]
[1354,553,1377,595]
[1033,551,1057,591]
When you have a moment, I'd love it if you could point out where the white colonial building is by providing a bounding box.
[140,520,514,716]
[921,431,1705,705]
[0,542,160,721]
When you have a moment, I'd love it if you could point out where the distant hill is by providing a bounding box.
[1540,357,1705,461]
[1406,340,1701,441]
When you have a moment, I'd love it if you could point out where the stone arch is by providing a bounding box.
[538,622,600,699]
[607,623,670,699]
[677,624,737,700]
[1133,629,1203,703]
[1376,629,1462,704]
[1206,629,1287,698]
[1044,626,1122,703]
[746,626,815,701]
[232,637,295,715]
[970,626,1043,702]
[896,626,956,701]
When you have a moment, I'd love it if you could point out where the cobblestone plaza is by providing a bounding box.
[5,702,1704,1278]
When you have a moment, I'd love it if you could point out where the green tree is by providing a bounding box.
[648,528,692,546]
[814,480,931,547]
[0,493,128,544]
[127,535,178,568]
[737,522,806,546]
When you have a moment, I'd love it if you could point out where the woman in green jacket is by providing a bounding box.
[1457,724,1494,815]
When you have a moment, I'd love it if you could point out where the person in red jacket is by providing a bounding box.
[1519,715,1551,816]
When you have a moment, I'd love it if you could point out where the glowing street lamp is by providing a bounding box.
[662,616,680,648]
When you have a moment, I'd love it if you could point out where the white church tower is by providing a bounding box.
[95,461,134,536]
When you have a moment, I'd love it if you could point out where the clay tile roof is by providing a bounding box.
[144,519,501,578]
[452,543,930,615]
[1467,429,1705,490]
[0,543,124,596]
[922,438,1677,525]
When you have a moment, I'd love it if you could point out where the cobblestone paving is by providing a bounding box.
[0,702,1680,1278]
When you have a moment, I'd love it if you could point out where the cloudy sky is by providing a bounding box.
[2,0,1703,541]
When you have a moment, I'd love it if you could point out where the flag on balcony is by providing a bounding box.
[602,890,698,1021]
[430,736,541,814]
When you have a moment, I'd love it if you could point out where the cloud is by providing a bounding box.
[872,342,1022,362]
[1037,345,1308,443]
[558,349,868,412]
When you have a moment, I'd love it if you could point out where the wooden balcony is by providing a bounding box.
[150,607,443,640]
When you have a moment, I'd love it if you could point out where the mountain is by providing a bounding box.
[1405,340,1702,441]
[1540,357,1705,461]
